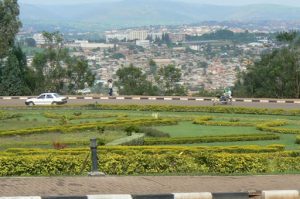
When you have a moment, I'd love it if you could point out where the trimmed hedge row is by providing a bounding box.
[193,120,254,127]
[143,133,279,145]
[256,121,300,134]
[43,112,127,120]
[0,150,300,176]
[1,145,285,157]
[3,104,300,116]
[193,118,300,135]
[85,104,300,116]
[0,140,91,150]
[0,118,178,137]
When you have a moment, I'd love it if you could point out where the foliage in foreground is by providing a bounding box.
[0,146,299,176]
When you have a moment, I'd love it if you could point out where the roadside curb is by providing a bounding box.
[1,96,300,104]
[1,190,299,199]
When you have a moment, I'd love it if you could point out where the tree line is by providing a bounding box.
[0,0,94,96]
[234,31,300,98]
[115,63,186,96]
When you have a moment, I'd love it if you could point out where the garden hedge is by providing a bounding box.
[0,145,285,156]
[256,121,300,134]
[0,118,178,137]
[3,104,300,116]
[85,104,300,116]
[0,149,299,176]
[142,133,279,145]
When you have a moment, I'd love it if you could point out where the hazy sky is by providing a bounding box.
[18,0,300,6]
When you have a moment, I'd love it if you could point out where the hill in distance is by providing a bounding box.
[19,0,300,31]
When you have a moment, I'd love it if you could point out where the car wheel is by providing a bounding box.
[28,102,34,106]
[52,102,58,105]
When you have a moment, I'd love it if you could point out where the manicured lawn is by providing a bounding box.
[0,130,125,150]
[156,121,262,137]
[0,108,300,150]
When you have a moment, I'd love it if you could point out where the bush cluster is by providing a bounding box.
[143,133,279,145]
[296,136,300,144]
[0,111,22,120]
[1,145,285,157]
[0,147,299,176]
[85,104,300,116]
[256,121,300,134]
[43,112,127,120]
[193,116,254,127]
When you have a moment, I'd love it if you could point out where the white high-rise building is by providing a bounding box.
[105,33,128,42]
[128,31,148,41]
[33,33,46,46]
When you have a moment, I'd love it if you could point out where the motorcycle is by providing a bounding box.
[212,95,232,106]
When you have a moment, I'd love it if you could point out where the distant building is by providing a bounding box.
[105,33,128,42]
[128,30,148,41]
[66,40,116,50]
[153,58,173,67]
[189,45,201,51]
[149,32,163,40]
[169,33,185,42]
[33,33,46,46]
[136,40,150,48]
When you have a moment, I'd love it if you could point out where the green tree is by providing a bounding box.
[149,59,157,75]
[155,65,186,96]
[66,58,95,92]
[276,31,297,43]
[31,31,95,94]
[0,46,31,95]
[111,53,125,59]
[0,0,21,58]
[116,64,158,95]
[234,31,300,98]
[24,38,36,47]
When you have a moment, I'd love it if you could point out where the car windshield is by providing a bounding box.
[37,95,45,99]
[53,93,61,98]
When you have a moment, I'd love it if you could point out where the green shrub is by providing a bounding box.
[193,116,253,127]
[124,126,140,136]
[96,138,106,146]
[73,112,82,116]
[256,121,300,134]
[296,136,300,144]
[97,126,105,134]
[0,111,22,120]
[1,148,300,176]
[139,127,170,138]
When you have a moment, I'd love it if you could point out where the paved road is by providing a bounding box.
[1,175,300,196]
[0,97,300,109]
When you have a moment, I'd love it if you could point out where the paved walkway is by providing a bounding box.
[1,175,300,196]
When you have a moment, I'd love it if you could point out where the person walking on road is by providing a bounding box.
[108,79,113,96]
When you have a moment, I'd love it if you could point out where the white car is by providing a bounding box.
[25,93,67,106]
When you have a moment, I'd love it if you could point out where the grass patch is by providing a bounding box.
[156,121,262,137]
[0,107,300,150]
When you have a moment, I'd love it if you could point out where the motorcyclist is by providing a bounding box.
[223,87,232,101]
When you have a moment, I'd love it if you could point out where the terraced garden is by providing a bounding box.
[0,104,300,176]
